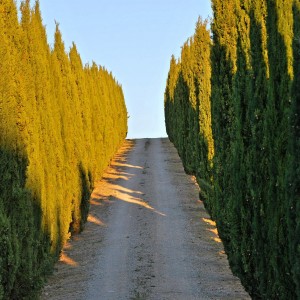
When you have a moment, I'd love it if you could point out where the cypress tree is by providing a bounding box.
[210,0,238,242]
[193,19,214,202]
[289,0,300,294]
[165,0,300,297]
[0,0,128,297]
[164,19,214,204]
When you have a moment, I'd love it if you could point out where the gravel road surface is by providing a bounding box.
[41,138,250,300]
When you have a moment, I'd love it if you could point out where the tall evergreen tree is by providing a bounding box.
[164,19,214,204]
[0,1,128,297]
[165,0,300,297]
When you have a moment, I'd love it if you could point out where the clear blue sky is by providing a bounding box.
[17,0,212,138]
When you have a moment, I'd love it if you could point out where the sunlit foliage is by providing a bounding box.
[0,0,127,298]
[165,18,214,201]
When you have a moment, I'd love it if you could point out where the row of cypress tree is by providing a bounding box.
[0,0,127,298]
[165,18,214,201]
[165,1,299,298]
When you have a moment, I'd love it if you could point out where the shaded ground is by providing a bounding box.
[41,138,250,300]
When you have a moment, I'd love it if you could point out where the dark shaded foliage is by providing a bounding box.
[165,1,300,298]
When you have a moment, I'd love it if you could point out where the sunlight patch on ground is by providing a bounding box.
[202,217,216,226]
[202,217,221,243]
[88,214,106,226]
[60,252,78,267]
[114,190,166,216]
[114,162,143,169]
[90,199,102,206]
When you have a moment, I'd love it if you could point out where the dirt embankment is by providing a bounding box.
[41,138,250,300]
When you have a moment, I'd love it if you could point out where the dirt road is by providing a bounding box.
[41,138,250,300]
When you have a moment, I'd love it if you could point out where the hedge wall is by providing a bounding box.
[0,0,127,298]
[165,1,300,298]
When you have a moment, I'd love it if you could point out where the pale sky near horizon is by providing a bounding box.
[17,0,212,139]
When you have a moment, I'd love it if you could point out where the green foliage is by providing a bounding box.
[0,0,127,298]
[0,148,54,299]
[165,0,300,298]
[164,18,214,204]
